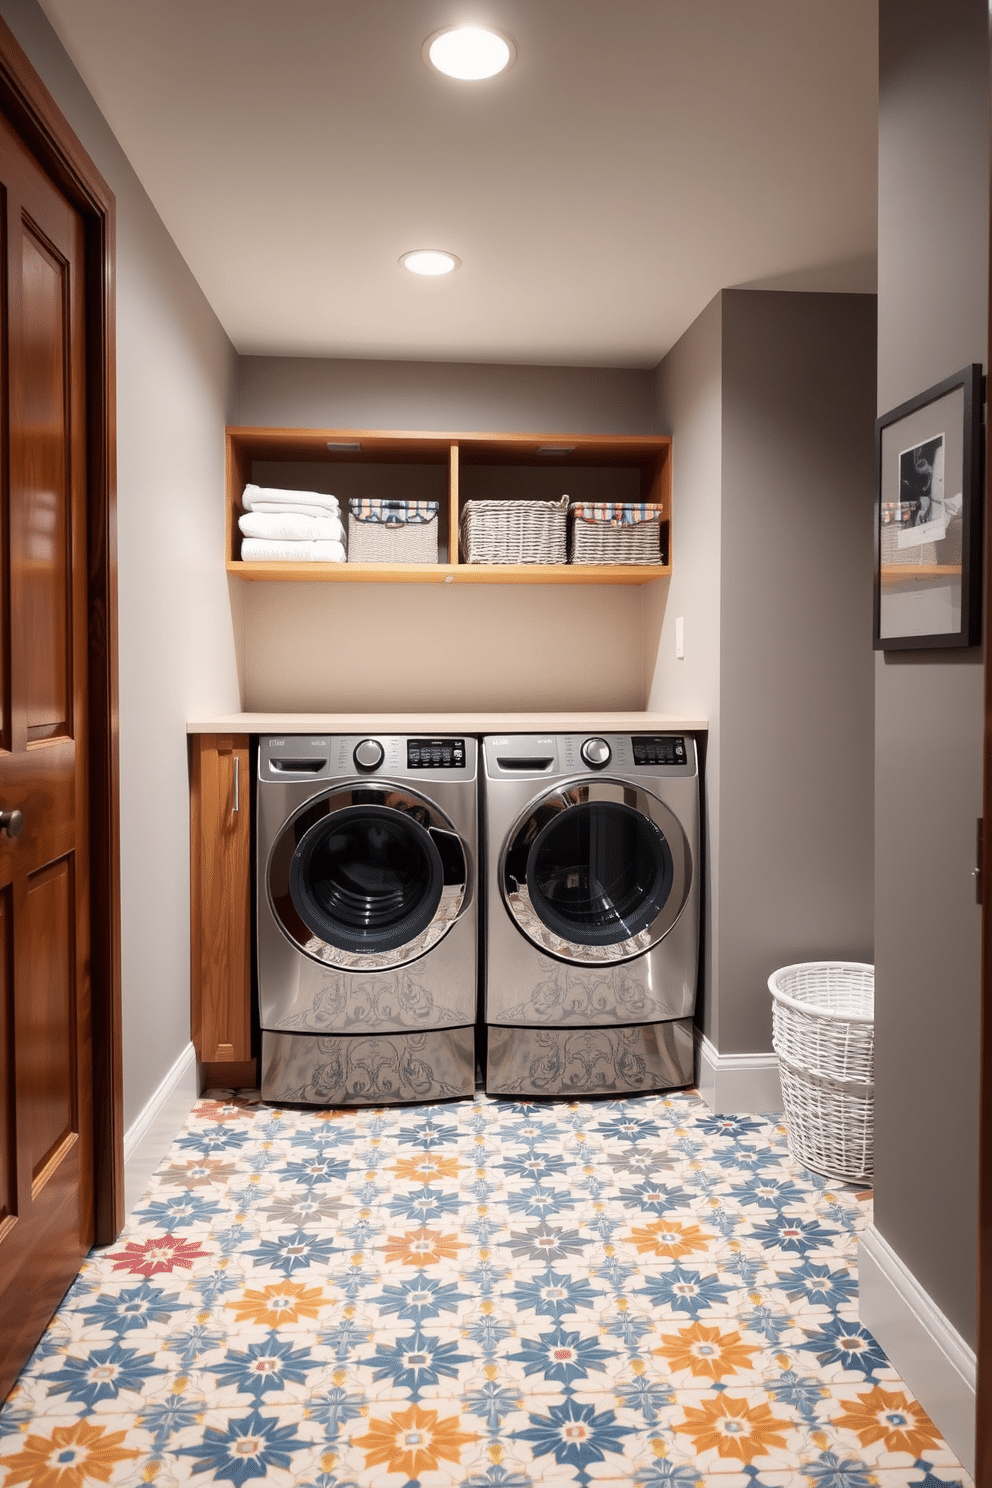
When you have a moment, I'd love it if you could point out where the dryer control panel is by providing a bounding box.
[632,735,687,767]
[485,733,696,779]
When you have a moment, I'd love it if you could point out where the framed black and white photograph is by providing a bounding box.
[874,364,983,650]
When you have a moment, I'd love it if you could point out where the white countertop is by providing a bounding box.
[187,711,708,735]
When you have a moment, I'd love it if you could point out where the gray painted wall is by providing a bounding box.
[874,0,987,1345]
[238,358,659,714]
[719,290,876,1052]
[0,0,242,1126]
[650,290,876,1055]
[647,295,724,1040]
[239,356,655,437]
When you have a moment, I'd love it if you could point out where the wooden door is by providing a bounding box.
[0,104,92,1399]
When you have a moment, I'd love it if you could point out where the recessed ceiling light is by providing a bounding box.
[401,249,461,276]
[424,26,514,80]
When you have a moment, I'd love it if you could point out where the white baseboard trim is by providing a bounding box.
[694,1031,782,1113]
[859,1223,975,1477]
[123,1041,199,1219]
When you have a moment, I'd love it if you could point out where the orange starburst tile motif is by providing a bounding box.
[158,1157,239,1188]
[673,1393,792,1465]
[225,1279,327,1327]
[654,1320,758,1380]
[627,1217,713,1259]
[0,1419,140,1487]
[382,1226,466,1267]
[832,1385,944,1456]
[104,1233,211,1276]
[354,1403,478,1477]
[391,1153,464,1184]
[194,1097,256,1122]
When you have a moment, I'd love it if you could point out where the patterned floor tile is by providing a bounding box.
[0,1088,974,1488]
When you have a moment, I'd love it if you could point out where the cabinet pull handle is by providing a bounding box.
[233,755,240,814]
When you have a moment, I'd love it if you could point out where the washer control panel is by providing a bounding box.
[632,735,687,767]
[259,735,475,782]
[407,738,466,770]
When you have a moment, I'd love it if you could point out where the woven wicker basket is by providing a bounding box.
[769,961,874,1186]
[347,500,438,564]
[569,503,665,564]
[460,496,569,564]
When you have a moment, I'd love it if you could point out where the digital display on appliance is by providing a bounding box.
[631,735,687,766]
[407,738,467,769]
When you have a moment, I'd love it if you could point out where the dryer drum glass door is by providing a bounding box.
[291,805,443,954]
[527,801,672,946]
[268,788,469,969]
[501,782,690,963]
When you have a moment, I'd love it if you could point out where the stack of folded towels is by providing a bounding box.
[239,484,346,562]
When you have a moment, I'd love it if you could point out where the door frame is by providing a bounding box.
[0,18,121,1243]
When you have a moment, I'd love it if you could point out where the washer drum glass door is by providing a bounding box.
[501,780,690,964]
[268,786,469,970]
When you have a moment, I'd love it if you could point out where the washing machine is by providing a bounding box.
[482,732,700,1097]
[257,734,478,1105]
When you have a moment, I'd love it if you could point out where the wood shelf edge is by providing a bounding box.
[226,561,671,585]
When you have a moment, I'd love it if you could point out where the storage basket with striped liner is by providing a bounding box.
[460,495,569,564]
[347,499,438,563]
[769,961,874,1186]
[568,501,666,564]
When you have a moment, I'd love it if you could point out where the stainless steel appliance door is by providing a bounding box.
[500,779,691,964]
[267,785,469,970]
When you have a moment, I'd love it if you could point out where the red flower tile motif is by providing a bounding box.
[104,1233,211,1276]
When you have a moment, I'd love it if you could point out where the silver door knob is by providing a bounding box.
[0,809,23,839]
[581,737,611,769]
[354,738,384,771]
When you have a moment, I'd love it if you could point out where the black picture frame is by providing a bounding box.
[874,363,981,648]
[873,364,983,650]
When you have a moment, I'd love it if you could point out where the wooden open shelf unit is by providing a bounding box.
[226,426,673,584]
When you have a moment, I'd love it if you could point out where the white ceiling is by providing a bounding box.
[38,0,878,369]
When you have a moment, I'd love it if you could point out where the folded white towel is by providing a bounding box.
[240,537,346,563]
[246,500,345,520]
[242,483,340,514]
[239,511,345,543]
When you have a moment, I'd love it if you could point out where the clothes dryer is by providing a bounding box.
[482,732,700,1097]
[257,734,477,1105]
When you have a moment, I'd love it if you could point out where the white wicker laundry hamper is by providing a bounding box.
[769,961,874,1187]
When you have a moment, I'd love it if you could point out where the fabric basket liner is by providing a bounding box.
[570,502,665,526]
[349,499,438,526]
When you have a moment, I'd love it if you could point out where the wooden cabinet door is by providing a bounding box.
[189,734,251,1067]
[0,110,93,1400]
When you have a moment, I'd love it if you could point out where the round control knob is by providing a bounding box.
[353,738,384,772]
[581,736,612,769]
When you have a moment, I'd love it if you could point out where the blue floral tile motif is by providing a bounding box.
[507,1324,613,1384]
[204,1332,316,1398]
[747,1212,840,1253]
[42,1341,163,1405]
[176,1406,313,1484]
[777,1257,859,1310]
[511,1395,635,1470]
[359,1324,473,1394]
[636,1264,738,1317]
[74,1279,186,1335]
[245,1227,345,1275]
[508,1269,604,1319]
[0,1087,973,1488]
[376,1276,467,1321]
[797,1315,890,1375]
